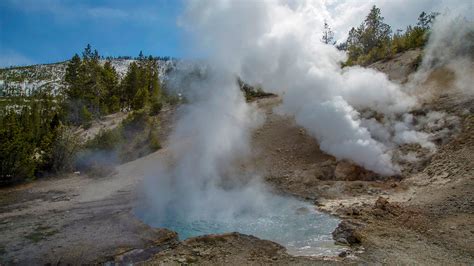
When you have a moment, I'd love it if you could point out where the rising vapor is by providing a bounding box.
[139,0,472,225]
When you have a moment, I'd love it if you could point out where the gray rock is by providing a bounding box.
[332,221,361,246]
[338,251,348,257]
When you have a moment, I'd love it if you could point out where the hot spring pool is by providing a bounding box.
[136,195,344,257]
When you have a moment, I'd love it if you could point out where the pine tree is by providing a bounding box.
[321,20,336,45]
[132,86,149,110]
[92,49,100,61]
[65,45,103,124]
[64,53,84,124]
[121,54,163,111]
[0,111,36,183]
[82,44,93,61]
[345,27,363,64]
[360,5,392,54]
[122,62,140,109]
[65,54,82,98]
[149,71,162,115]
[80,45,106,116]
[109,96,121,113]
[30,100,41,143]
[344,5,392,65]
[101,61,120,113]
[417,11,439,30]
[80,105,93,128]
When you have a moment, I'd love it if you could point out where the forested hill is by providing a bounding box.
[0,56,175,97]
[0,45,182,185]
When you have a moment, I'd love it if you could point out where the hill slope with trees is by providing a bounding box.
[0,45,178,185]
[335,6,439,66]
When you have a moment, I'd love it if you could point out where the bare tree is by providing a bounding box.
[321,20,336,45]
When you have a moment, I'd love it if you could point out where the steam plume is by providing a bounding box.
[180,0,472,175]
[139,0,472,225]
[410,10,474,95]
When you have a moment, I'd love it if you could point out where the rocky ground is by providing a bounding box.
[137,49,474,264]
[248,94,473,264]
[139,233,343,265]
[368,48,422,83]
[0,49,473,264]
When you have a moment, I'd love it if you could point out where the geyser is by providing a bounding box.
[134,61,344,254]
[136,0,472,258]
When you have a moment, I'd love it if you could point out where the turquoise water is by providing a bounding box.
[137,195,344,257]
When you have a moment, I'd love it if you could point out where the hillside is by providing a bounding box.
[0,59,175,97]
[368,49,422,84]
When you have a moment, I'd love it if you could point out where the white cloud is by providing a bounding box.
[4,0,160,23]
[0,49,33,67]
[317,0,473,43]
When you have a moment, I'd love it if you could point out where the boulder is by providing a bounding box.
[332,221,362,246]
[372,196,402,217]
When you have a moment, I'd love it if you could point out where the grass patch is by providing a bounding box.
[25,225,59,243]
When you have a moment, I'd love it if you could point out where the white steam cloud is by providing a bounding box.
[138,62,273,222]
[139,0,472,226]
[180,0,472,175]
[410,9,474,96]
[182,0,413,175]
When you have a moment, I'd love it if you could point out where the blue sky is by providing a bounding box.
[1,0,470,68]
[0,0,185,67]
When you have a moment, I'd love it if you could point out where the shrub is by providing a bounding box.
[164,93,181,105]
[132,86,149,110]
[49,126,81,173]
[86,127,123,151]
[122,110,150,136]
[148,128,161,151]
[80,106,93,129]
[109,96,121,113]
[342,8,434,66]
[0,125,36,184]
[150,100,163,116]
[82,110,161,170]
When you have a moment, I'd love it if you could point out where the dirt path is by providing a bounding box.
[0,107,180,265]
[0,150,178,264]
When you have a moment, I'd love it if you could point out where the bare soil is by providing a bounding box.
[0,150,178,264]
[0,107,179,265]
[248,95,474,264]
[369,49,422,83]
